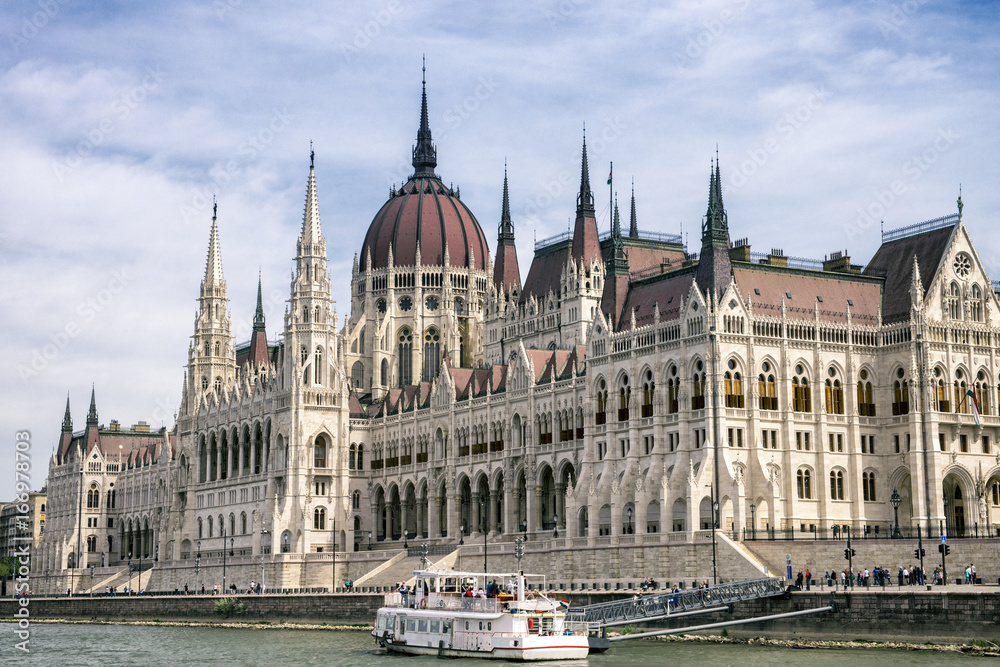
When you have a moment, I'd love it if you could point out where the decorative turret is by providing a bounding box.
[62,394,73,433]
[695,153,733,301]
[492,162,522,296]
[247,273,270,370]
[411,57,437,177]
[571,129,601,265]
[601,196,630,329]
[86,385,98,426]
[628,180,639,238]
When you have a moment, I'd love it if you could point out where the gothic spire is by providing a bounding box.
[499,160,514,241]
[204,198,224,286]
[86,385,98,426]
[61,394,72,433]
[576,127,594,214]
[300,148,323,245]
[253,271,266,333]
[695,151,733,300]
[601,195,630,330]
[609,195,626,263]
[628,179,639,238]
[411,56,437,176]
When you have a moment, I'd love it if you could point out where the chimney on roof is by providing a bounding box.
[729,237,751,262]
[109,420,120,432]
[766,248,787,267]
[823,249,859,274]
[133,422,150,433]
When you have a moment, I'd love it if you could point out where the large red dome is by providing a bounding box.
[360,175,489,272]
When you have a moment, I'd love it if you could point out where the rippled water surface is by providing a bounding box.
[0,623,979,666]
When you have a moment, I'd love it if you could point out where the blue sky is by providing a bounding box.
[1,0,999,501]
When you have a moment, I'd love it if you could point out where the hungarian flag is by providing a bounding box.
[607,165,612,185]
[967,388,981,426]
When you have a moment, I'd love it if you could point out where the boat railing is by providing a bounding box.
[384,591,503,614]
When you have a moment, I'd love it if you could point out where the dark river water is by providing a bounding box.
[0,623,978,666]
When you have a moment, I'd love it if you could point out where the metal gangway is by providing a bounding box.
[566,577,787,629]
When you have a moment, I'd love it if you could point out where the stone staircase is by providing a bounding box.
[352,549,461,591]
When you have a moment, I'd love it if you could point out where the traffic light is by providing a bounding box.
[851,548,856,557]
[944,545,950,556]
[938,544,944,553]
[844,548,850,560]
[914,549,920,559]
[920,548,926,558]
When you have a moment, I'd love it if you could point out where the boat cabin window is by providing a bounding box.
[430,620,441,633]
[443,578,458,592]
[487,622,492,631]
[418,619,428,633]
[406,618,416,633]
[442,621,452,634]
[465,621,470,630]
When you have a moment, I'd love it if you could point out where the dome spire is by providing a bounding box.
[204,197,224,286]
[576,125,594,214]
[629,178,639,238]
[61,393,73,433]
[253,269,266,333]
[301,146,323,245]
[412,55,437,176]
[87,384,98,426]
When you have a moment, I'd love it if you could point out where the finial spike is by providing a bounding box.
[310,140,314,168]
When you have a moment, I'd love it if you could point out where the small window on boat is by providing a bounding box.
[418,619,428,633]
[465,621,470,630]
[443,621,452,634]
[487,622,492,631]
[406,619,416,633]
[479,622,483,630]
[430,620,441,633]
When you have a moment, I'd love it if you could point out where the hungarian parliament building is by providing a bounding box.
[37,78,1000,591]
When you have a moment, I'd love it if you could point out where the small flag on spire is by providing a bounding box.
[607,165,613,185]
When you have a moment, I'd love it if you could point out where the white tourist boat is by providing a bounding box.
[372,568,591,660]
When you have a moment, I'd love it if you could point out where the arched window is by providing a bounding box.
[214,377,222,394]
[862,472,877,501]
[314,347,323,385]
[641,369,654,417]
[829,470,844,500]
[205,341,211,357]
[87,484,99,509]
[351,361,364,389]
[380,359,388,386]
[975,370,991,416]
[198,517,203,539]
[758,362,777,410]
[824,368,843,414]
[931,367,949,411]
[315,305,321,324]
[618,375,630,421]
[87,535,97,552]
[423,328,441,381]
[201,376,209,392]
[349,444,356,470]
[214,341,220,356]
[314,507,326,530]
[207,515,214,538]
[595,379,608,425]
[796,469,812,499]
[724,360,743,408]
[281,531,291,553]
[792,364,811,412]
[666,365,679,414]
[314,437,327,468]
[303,306,310,323]
[241,512,248,534]
[691,360,706,410]
[398,328,413,387]
[892,368,910,415]
[954,369,969,414]
[352,490,361,509]
[971,284,983,322]
[949,282,961,319]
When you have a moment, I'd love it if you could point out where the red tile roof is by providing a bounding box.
[863,223,955,323]
[734,264,882,324]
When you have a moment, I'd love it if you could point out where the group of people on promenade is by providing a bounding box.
[791,562,981,589]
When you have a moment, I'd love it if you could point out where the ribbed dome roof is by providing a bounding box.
[361,176,489,272]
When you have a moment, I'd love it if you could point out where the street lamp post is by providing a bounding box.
[222,526,227,596]
[332,518,336,594]
[943,493,949,538]
[749,503,756,541]
[127,552,133,596]
[228,537,234,594]
[367,531,372,551]
[553,513,559,539]
[481,496,488,574]
[459,523,465,546]
[420,542,429,570]
[708,484,719,586]
[514,537,524,573]
[260,527,269,595]
[404,529,409,550]
[522,518,527,541]
[627,507,633,535]
[890,489,902,538]
[196,541,201,593]
[90,564,95,596]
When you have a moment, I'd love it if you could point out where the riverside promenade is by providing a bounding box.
[3,586,999,643]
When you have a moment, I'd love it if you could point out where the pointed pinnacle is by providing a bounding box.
[629,179,638,238]
[87,384,98,425]
[204,210,224,286]
[301,151,323,244]
[499,161,514,240]
[62,393,73,433]
[253,271,266,332]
